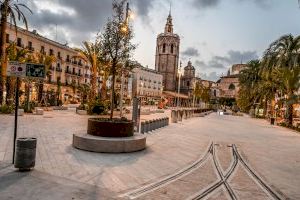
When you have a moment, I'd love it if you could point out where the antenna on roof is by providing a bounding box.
[169,1,172,15]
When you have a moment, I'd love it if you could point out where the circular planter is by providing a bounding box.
[87,118,134,138]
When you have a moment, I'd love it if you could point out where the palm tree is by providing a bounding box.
[32,52,56,103]
[238,60,262,112]
[5,42,29,105]
[262,34,300,124]
[0,0,32,104]
[76,41,101,101]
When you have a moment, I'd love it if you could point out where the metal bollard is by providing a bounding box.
[171,110,178,123]
[178,110,183,121]
[153,119,158,130]
[15,137,37,171]
[144,121,149,133]
[158,118,163,128]
[141,122,145,134]
[148,120,153,132]
[183,110,187,119]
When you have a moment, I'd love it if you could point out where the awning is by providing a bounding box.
[163,91,189,99]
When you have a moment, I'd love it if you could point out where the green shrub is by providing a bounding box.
[88,99,110,115]
[0,105,13,114]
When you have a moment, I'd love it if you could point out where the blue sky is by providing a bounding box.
[24,0,300,80]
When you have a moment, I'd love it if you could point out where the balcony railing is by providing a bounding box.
[56,68,62,72]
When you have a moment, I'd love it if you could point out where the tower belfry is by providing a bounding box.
[155,11,180,92]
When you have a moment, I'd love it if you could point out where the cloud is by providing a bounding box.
[196,50,258,70]
[192,0,271,9]
[181,47,200,57]
[24,0,155,46]
[199,72,220,81]
[193,0,221,9]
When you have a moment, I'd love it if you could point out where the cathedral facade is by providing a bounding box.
[155,13,180,92]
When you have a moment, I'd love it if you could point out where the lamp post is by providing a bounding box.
[120,2,131,118]
[192,81,196,108]
[177,62,182,109]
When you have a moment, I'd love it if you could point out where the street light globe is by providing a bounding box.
[129,11,135,20]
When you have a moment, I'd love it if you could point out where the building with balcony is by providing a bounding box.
[5,24,92,103]
[131,64,163,105]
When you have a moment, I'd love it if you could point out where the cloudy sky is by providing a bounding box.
[22,0,300,81]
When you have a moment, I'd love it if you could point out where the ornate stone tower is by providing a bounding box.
[155,13,180,92]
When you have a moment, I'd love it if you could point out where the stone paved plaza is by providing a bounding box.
[0,110,300,199]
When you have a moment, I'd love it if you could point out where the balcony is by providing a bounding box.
[85,65,89,69]
[49,66,55,71]
[72,61,78,65]
[56,68,62,72]
[85,74,90,78]
[66,59,71,63]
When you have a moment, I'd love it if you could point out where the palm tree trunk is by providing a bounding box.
[5,76,15,105]
[263,96,268,118]
[25,82,30,112]
[89,62,97,101]
[0,1,8,105]
[287,93,294,126]
[101,80,107,100]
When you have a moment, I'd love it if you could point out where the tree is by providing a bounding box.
[5,42,29,105]
[194,81,211,105]
[262,34,300,124]
[76,41,102,101]
[99,0,136,119]
[32,52,56,103]
[0,0,32,104]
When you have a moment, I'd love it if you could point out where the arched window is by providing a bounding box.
[229,83,235,90]
[171,44,174,54]
[162,43,166,53]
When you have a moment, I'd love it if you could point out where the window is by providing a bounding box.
[17,38,22,47]
[49,49,54,56]
[66,55,70,62]
[28,41,32,49]
[66,66,69,72]
[41,46,45,54]
[72,68,75,74]
[85,79,87,83]
[162,43,166,53]
[78,69,81,75]
[187,81,190,87]
[57,77,61,83]
[229,83,235,90]
[171,44,174,54]
[6,34,9,43]
[57,52,61,59]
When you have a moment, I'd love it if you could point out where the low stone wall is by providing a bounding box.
[73,133,146,153]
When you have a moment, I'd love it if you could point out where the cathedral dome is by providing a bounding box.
[184,61,195,70]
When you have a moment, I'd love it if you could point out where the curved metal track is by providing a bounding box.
[123,142,214,199]
[191,143,238,200]
[232,145,283,200]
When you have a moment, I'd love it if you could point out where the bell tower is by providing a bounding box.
[155,12,180,92]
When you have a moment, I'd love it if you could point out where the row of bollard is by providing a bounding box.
[171,109,213,123]
[141,117,169,134]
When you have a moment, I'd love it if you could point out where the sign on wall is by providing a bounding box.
[6,61,26,78]
[6,61,45,79]
[26,63,45,79]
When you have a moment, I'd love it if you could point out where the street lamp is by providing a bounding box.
[120,2,132,118]
[177,62,182,109]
